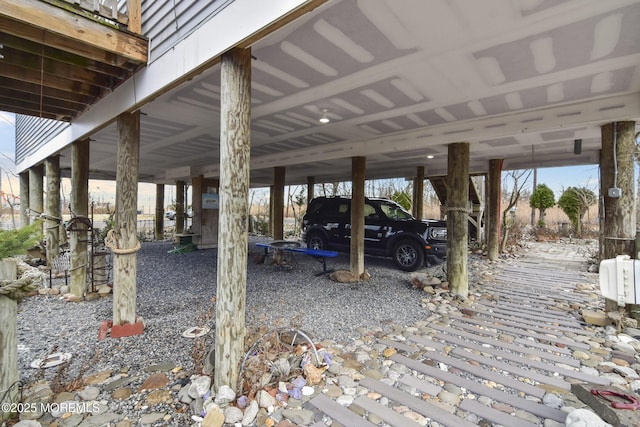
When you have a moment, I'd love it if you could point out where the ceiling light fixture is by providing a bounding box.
[319,109,330,124]
[426,155,434,159]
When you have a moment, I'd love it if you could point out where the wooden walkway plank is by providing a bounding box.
[476,302,587,329]
[376,338,419,353]
[359,377,478,427]
[491,300,590,323]
[447,317,573,355]
[407,334,446,351]
[449,314,589,351]
[428,323,581,367]
[391,354,568,423]
[450,346,571,391]
[459,398,541,427]
[422,350,546,398]
[353,395,424,427]
[481,286,555,303]
[309,394,377,427]
[430,328,609,386]
[449,313,593,349]
[513,337,574,355]
[398,374,443,396]
[467,306,594,336]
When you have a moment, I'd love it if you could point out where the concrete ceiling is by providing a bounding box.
[57,0,640,186]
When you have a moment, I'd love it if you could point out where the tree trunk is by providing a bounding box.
[70,140,89,297]
[487,159,502,261]
[215,47,251,393]
[113,111,140,326]
[350,156,366,277]
[447,143,469,298]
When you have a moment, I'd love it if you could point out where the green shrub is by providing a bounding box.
[0,221,43,259]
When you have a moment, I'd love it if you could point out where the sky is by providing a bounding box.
[0,111,601,210]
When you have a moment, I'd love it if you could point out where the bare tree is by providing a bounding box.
[500,169,532,252]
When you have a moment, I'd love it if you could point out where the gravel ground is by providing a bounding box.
[16,236,434,383]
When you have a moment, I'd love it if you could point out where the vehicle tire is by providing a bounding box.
[306,231,328,250]
[392,239,424,271]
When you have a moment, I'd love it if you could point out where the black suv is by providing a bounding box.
[302,196,447,271]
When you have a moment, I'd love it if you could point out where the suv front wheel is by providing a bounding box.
[306,231,328,251]
[392,239,424,271]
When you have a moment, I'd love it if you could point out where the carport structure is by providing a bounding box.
[4,0,640,393]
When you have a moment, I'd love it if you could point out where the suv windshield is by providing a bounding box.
[379,200,413,220]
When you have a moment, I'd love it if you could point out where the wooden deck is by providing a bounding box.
[309,256,605,426]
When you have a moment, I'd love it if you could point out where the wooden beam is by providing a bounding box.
[0,32,129,79]
[175,180,185,234]
[0,99,73,121]
[447,143,469,299]
[414,166,424,220]
[70,139,89,297]
[19,172,29,226]
[351,156,366,277]
[28,164,44,217]
[0,62,101,96]
[1,47,117,88]
[45,155,61,268]
[601,121,636,260]
[487,159,503,261]
[0,76,95,104]
[155,184,164,240]
[215,47,251,393]
[113,111,140,326]
[126,0,141,33]
[0,86,86,111]
[0,0,147,63]
[307,176,315,203]
[272,167,285,240]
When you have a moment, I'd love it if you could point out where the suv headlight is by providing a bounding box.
[429,228,447,240]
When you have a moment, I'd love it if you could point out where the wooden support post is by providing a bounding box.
[176,180,185,234]
[0,295,17,422]
[70,140,89,297]
[269,185,275,236]
[273,167,285,240]
[487,159,503,261]
[155,184,164,240]
[601,121,636,314]
[447,143,469,299]
[126,0,141,33]
[307,176,315,203]
[215,47,251,393]
[19,171,29,226]
[112,111,141,329]
[45,156,61,268]
[0,259,17,422]
[351,156,366,277]
[29,164,44,224]
[414,166,424,220]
